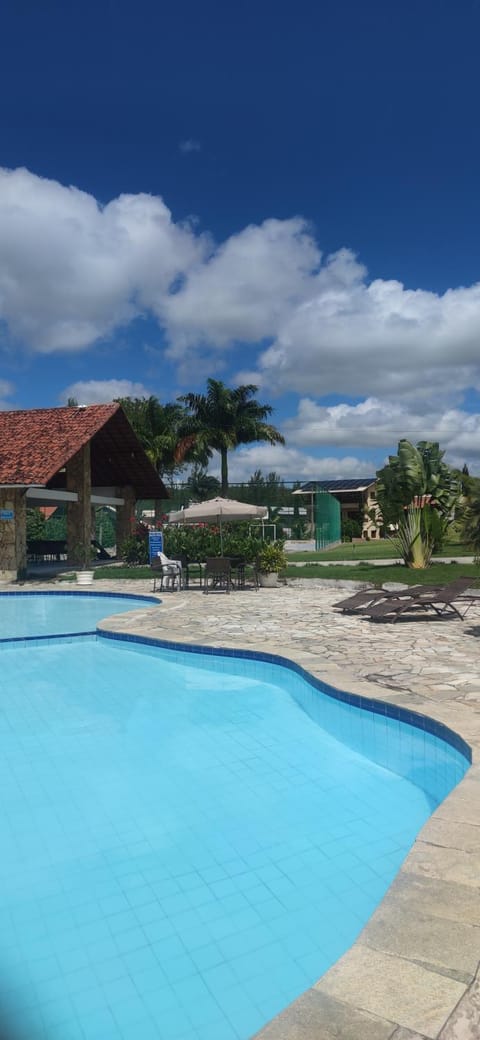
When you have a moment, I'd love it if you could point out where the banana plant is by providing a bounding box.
[394,505,434,569]
[377,439,460,557]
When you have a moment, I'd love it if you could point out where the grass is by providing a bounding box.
[284,561,480,585]
[287,541,473,562]
[93,565,152,580]
[55,559,480,588]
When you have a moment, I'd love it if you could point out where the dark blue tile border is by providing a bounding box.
[98,628,472,765]
[0,630,96,645]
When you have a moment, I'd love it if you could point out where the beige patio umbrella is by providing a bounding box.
[167,497,268,553]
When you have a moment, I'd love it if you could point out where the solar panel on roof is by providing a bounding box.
[297,478,376,493]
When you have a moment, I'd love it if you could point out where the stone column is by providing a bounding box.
[66,444,92,565]
[115,486,136,553]
[0,489,27,581]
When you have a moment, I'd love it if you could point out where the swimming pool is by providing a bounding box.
[0,594,470,1040]
[0,590,158,640]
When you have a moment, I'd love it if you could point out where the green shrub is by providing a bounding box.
[341,517,362,541]
[120,535,149,565]
[257,540,287,573]
[163,522,263,563]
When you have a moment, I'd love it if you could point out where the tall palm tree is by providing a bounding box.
[116,396,204,479]
[178,380,285,496]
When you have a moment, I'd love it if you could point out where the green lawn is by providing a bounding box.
[94,566,153,580]
[285,561,480,585]
[287,541,473,562]
[70,560,480,588]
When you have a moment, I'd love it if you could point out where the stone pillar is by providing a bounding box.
[66,444,92,565]
[115,486,136,554]
[0,489,27,581]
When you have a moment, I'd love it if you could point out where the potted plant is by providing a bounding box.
[74,543,96,585]
[257,540,287,588]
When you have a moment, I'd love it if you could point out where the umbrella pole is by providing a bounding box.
[219,515,223,555]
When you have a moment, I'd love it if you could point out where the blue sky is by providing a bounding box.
[1,0,480,481]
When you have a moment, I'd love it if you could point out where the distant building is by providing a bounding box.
[293,479,382,540]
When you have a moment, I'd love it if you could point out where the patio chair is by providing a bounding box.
[364,577,479,623]
[151,552,183,592]
[334,583,440,614]
[228,556,247,589]
[204,557,232,594]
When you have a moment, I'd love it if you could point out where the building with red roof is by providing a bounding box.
[0,403,168,579]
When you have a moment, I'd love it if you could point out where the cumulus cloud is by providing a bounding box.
[163,218,320,353]
[284,396,480,470]
[59,378,153,405]
[2,165,480,415]
[0,167,207,352]
[255,262,480,399]
[212,443,374,483]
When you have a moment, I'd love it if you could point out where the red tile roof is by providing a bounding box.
[0,404,168,499]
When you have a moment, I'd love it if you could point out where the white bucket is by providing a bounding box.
[76,570,94,586]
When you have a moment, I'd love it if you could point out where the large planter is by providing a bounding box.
[76,570,94,586]
[258,571,278,588]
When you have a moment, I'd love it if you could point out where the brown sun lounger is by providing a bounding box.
[334,584,436,614]
[364,577,478,622]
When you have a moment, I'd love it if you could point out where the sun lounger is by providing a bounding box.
[334,584,435,614]
[364,577,478,622]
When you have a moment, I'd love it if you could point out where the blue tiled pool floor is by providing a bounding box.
[0,636,467,1040]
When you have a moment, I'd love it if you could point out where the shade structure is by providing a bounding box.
[167,497,268,552]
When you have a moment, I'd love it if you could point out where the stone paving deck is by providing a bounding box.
[7,576,480,1039]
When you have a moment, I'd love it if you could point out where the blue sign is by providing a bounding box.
[0,510,14,521]
[148,530,163,561]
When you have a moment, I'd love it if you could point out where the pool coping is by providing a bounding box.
[95,593,480,1040]
[2,584,480,1039]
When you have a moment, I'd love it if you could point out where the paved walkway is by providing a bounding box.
[7,577,480,1039]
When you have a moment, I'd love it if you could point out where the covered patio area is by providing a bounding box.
[0,403,167,580]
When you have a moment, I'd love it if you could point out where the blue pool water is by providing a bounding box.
[0,591,157,640]
[0,597,470,1040]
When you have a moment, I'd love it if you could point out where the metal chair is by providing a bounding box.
[228,556,246,588]
[204,557,232,594]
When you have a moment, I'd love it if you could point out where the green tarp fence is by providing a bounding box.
[314,490,341,549]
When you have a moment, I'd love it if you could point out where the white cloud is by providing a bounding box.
[0,379,15,409]
[285,396,468,447]
[163,218,320,354]
[253,253,480,399]
[2,166,480,417]
[208,443,374,483]
[59,379,153,405]
[179,139,201,154]
[0,167,207,352]
[284,395,480,471]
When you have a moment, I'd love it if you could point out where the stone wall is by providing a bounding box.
[0,489,27,581]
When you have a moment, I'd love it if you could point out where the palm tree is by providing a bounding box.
[178,380,285,496]
[116,396,204,479]
[186,466,221,502]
